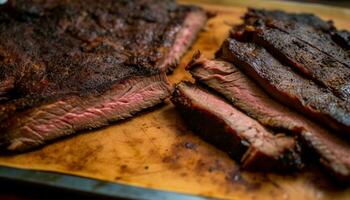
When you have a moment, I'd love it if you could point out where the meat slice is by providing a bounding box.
[216,38,350,134]
[2,74,171,151]
[157,9,208,73]
[261,20,350,67]
[187,54,350,181]
[171,82,302,171]
[0,0,207,151]
[247,26,350,100]
[244,8,350,52]
[243,8,333,31]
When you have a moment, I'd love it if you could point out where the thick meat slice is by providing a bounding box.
[216,38,350,134]
[248,26,350,100]
[187,54,350,181]
[244,8,350,52]
[0,0,207,151]
[243,8,333,31]
[2,74,171,151]
[261,20,350,67]
[171,82,302,171]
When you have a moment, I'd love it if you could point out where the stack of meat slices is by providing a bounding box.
[0,0,207,151]
[171,8,350,182]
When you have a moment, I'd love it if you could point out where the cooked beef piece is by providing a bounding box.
[0,0,207,151]
[2,74,171,151]
[242,9,350,99]
[216,38,350,134]
[171,82,302,171]
[331,30,350,50]
[187,54,350,181]
[157,10,208,73]
[1,0,207,73]
[260,20,350,67]
[241,25,350,100]
[243,8,334,31]
[244,8,350,52]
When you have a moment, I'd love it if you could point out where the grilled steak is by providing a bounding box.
[171,82,302,171]
[3,0,207,73]
[243,8,333,31]
[0,0,207,151]
[216,38,350,134]
[241,9,350,100]
[188,54,350,181]
[244,8,350,52]
[243,26,350,100]
[3,74,171,151]
[261,20,350,67]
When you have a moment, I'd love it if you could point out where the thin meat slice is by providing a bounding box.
[216,38,350,135]
[248,26,350,100]
[1,74,171,151]
[187,54,350,181]
[171,81,302,171]
[157,9,208,73]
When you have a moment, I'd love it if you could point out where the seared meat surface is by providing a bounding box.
[249,25,350,100]
[243,8,333,31]
[331,30,350,50]
[0,0,207,151]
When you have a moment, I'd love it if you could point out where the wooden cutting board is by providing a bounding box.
[0,1,350,199]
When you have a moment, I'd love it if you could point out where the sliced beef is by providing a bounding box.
[244,8,350,52]
[241,9,350,99]
[187,54,350,181]
[261,20,350,67]
[243,8,334,31]
[157,9,208,73]
[244,26,350,100]
[216,38,350,134]
[2,74,171,151]
[171,82,302,171]
[0,0,207,151]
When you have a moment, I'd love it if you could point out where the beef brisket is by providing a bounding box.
[3,74,171,151]
[242,9,350,100]
[244,8,350,52]
[261,20,350,67]
[187,54,350,181]
[216,38,350,134]
[245,26,350,100]
[0,0,207,151]
[171,82,302,171]
[243,8,334,31]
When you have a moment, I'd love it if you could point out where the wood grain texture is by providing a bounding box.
[0,1,350,199]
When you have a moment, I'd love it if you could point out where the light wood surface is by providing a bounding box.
[0,1,350,199]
